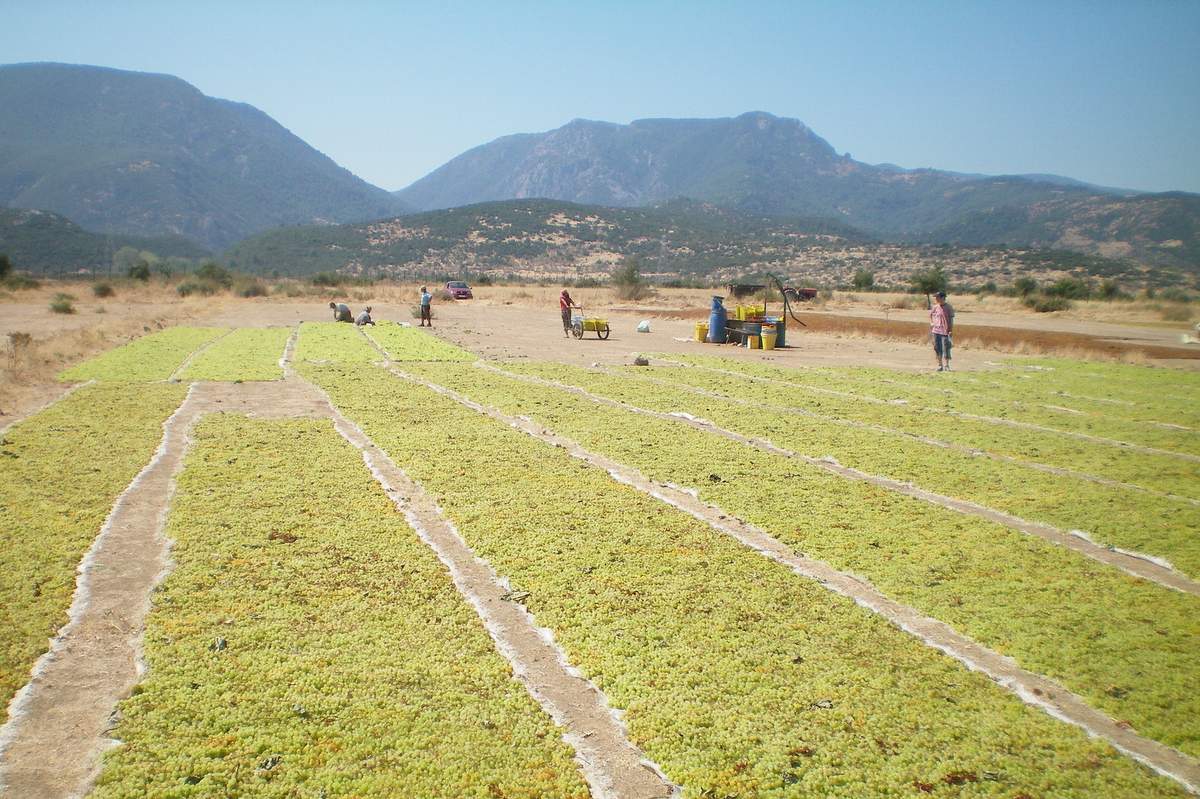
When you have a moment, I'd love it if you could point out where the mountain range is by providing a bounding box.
[0,63,1196,276]
[0,63,405,251]
[395,112,1199,271]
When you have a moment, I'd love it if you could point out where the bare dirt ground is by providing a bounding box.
[3,281,1198,426]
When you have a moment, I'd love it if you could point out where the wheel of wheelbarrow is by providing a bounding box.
[598,324,610,340]
[572,321,584,339]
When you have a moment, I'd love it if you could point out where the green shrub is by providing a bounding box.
[195,261,233,288]
[233,277,267,297]
[1023,294,1071,312]
[1045,277,1091,300]
[176,279,222,297]
[908,265,947,297]
[612,257,652,301]
[310,272,347,287]
[1097,280,1125,301]
[1012,277,1038,297]
[0,254,10,281]
[3,274,40,290]
[92,282,115,298]
[49,293,76,314]
[851,269,875,291]
[1159,287,1192,303]
[127,262,151,281]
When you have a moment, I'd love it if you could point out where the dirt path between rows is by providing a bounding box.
[0,370,673,799]
[377,355,1200,795]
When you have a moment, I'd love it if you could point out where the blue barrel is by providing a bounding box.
[706,296,728,343]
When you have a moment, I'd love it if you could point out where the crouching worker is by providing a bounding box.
[330,301,353,322]
[356,306,376,327]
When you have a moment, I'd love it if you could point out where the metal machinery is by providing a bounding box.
[721,274,813,345]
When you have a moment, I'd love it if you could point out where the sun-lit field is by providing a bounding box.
[2,321,1197,797]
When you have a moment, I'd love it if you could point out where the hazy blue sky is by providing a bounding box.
[4,0,1198,193]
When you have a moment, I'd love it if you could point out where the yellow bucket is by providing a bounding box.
[695,322,709,342]
[761,323,777,350]
[748,335,761,349]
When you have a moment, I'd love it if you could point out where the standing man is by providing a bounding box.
[560,289,579,338]
[419,286,432,327]
[930,290,955,371]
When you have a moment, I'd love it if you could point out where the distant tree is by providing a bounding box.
[1045,277,1091,300]
[195,261,233,288]
[113,246,140,274]
[851,269,875,291]
[164,256,193,276]
[1012,276,1038,297]
[613,256,651,300]
[1098,279,1124,301]
[909,265,947,307]
[0,253,11,280]
[128,261,151,281]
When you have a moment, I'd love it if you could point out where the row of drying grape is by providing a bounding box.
[91,414,589,798]
[302,361,1184,797]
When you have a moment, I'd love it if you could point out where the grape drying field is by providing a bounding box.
[1,321,1197,798]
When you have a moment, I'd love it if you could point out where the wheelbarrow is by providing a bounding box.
[571,307,611,340]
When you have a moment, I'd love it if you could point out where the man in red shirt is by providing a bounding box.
[560,289,579,337]
[930,291,955,371]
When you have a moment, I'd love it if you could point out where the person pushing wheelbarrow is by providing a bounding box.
[559,289,580,338]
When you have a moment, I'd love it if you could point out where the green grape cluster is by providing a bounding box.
[301,361,1187,798]
[180,328,291,382]
[59,327,227,382]
[91,415,589,798]
[0,383,187,710]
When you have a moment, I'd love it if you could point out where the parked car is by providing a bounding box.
[444,280,473,299]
